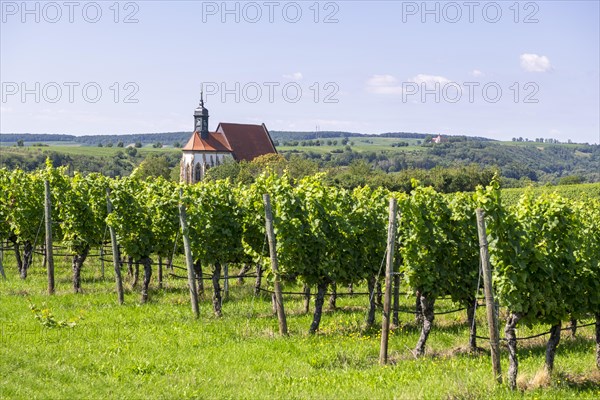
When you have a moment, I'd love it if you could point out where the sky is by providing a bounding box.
[1,0,599,144]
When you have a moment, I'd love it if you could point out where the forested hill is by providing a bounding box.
[0,130,493,144]
[0,132,193,146]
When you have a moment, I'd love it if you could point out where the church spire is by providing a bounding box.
[194,89,209,140]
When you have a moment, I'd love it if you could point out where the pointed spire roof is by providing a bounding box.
[194,90,209,117]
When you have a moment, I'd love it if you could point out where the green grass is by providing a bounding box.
[0,251,598,399]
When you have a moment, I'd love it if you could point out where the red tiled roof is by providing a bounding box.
[182,131,232,152]
[217,123,277,161]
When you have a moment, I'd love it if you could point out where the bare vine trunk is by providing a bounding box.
[328,282,337,310]
[127,256,137,288]
[505,313,521,390]
[72,247,89,293]
[157,256,163,289]
[140,257,152,303]
[414,293,435,357]
[13,240,22,276]
[392,273,400,328]
[193,259,204,296]
[595,313,600,370]
[309,281,328,334]
[20,241,33,279]
[545,322,561,373]
[42,244,47,271]
[271,293,277,315]
[132,260,140,289]
[466,297,477,352]
[303,284,310,314]
[570,318,577,338]
[212,262,222,317]
[0,242,5,279]
[254,264,263,296]
[237,263,251,285]
[376,281,383,307]
[415,290,423,326]
[126,255,133,280]
[366,276,377,327]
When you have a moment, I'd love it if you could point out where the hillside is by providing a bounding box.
[1,132,598,185]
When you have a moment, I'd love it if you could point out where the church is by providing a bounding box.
[180,94,277,183]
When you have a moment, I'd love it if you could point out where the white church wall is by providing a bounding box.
[180,151,233,183]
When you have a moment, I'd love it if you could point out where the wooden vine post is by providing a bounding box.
[476,208,502,384]
[379,198,397,365]
[179,189,199,319]
[263,194,288,336]
[44,180,55,295]
[106,188,125,305]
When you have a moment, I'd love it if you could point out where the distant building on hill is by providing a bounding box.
[431,134,448,144]
[180,93,277,183]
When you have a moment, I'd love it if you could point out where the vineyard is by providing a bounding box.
[1,164,599,398]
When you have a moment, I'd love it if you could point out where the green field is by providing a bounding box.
[277,137,424,154]
[1,253,598,399]
[0,144,180,158]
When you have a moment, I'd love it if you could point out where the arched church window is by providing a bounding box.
[194,163,202,182]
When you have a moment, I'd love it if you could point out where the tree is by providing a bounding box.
[134,142,142,148]
[16,139,24,147]
[205,159,241,182]
[125,147,137,157]
[131,156,171,180]
[287,155,318,179]
[152,142,163,149]
[117,141,124,148]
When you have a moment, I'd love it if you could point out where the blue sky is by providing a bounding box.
[1,1,599,143]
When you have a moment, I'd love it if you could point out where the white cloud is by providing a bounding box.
[283,72,303,81]
[366,74,403,95]
[410,74,451,88]
[471,69,484,77]
[520,53,552,72]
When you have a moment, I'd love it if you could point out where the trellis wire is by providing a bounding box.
[475,320,597,342]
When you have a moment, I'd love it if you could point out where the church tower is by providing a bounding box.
[194,91,209,140]
[180,90,277,184]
